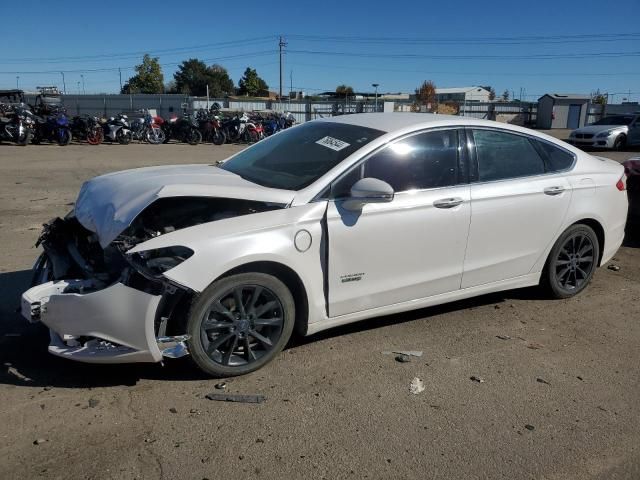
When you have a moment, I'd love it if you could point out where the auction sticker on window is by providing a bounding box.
[316,136,351,151]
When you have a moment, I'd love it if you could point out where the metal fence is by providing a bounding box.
[21,93,639,127]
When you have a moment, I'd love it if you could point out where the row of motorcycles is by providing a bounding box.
[0,102,296,147]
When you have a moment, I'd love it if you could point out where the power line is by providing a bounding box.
[1,36,278,64]
[287,49,640,60]
[0,51,278,75]
[288,61,640,77]
[288,32,640,46]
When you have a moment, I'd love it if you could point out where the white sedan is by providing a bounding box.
[22,113,628,377]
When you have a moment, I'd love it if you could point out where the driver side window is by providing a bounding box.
[330,129,459,199]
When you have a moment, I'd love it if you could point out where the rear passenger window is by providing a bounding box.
[472,129,545,182]
[535,141,575,172]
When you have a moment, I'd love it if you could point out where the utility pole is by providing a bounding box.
[372,83,379,111]
[81,74,86,95]
[60,72,66,94]
[16,76,19,90]
[279,35,287,101]
[119,68,122,92]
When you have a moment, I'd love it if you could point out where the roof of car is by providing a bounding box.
[314,112,497,133]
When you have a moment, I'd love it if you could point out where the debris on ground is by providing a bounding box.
[526,342,544,350]
[6,367,32,382]
[577,376,584,381]
[607,264,621,272]
[470,376,485,383]
[205,393,266,404]
[409,377,425,395]
[524,424,535,431]
[395,354,411,363]
[214,382,227,390]
[169,407,178,413]
[536,377,551,385]
[496,335,511,340]
[88,398,99,408]
[33,439,47,445]
[382,350,423,357]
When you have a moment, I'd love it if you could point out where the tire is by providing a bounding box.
[17,130,31,146]
[212,129,226,146]
[186,128,202,145]
[146,127,165,145]
[186,272,295,377]
[244,130,259,144]
[541,224,599,299]
[116,129,131,145]
[87,127,103,145]
[613,134,626,151]
[57,128,71,146]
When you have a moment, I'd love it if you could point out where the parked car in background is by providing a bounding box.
[568,113,640,150]
[22,113,628,377]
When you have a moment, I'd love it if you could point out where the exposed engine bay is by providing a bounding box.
[29,197,284,356]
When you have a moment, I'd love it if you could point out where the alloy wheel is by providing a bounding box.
[553,232,595,291]
[200,285,284,367]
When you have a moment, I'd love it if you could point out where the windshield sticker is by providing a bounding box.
[316,136,351,151]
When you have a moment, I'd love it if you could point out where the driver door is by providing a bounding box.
[325,128,471,317]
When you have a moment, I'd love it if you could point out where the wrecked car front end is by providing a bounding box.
[22,214,196,363]
[21,165,291,364]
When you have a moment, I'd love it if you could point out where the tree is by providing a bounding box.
[335,84,354,96]
[173,59,235,97]
[415,80,437,111]
[592,89,607,105]
[237,68,269,97]
[501,89,510,102]
[488,87,496,101]
[122,54,164,94]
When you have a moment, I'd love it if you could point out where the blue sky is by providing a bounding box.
[2,0,639,102]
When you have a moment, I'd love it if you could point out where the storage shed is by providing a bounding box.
[537,93,590,129]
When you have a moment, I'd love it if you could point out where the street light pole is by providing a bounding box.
[16,76,19,90]
[81,74,85,95]
[372,83,379,111]
[60,72,66,94]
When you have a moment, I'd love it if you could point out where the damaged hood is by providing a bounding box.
[74,164,295,247]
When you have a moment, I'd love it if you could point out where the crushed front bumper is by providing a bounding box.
[22,280,164,363]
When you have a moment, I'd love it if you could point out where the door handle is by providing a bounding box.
[433,197,464,209]
[543,186,565,196]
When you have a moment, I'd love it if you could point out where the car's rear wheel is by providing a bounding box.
[542,224,599,299]
[186,272,295,377]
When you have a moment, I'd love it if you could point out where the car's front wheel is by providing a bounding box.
[542,224,599,299]
[614,134,626,151]
[186,272,295,377]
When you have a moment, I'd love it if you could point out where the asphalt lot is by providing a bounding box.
[0,136,639,480]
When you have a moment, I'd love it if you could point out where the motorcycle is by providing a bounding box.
[161,113,201,145]
[101,114,132,144]
[130,110,165,144]
[71,115,104,145]
[0,104,35,146]
[221,112,262,144]
[196,109,226,145]
[32,108,72,146]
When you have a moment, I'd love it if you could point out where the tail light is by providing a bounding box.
[616,175,626,191]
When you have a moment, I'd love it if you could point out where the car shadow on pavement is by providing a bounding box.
[0,270,210,389]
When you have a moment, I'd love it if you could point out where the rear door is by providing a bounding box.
[628,116,640,146]
[461,128,573,288]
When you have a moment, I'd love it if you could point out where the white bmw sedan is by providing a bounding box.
[22,113,628,377]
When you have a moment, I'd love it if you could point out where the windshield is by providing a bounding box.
[592,115,634,126]
[220,121,385,190]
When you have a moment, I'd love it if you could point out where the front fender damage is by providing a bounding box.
[23,197,284,364]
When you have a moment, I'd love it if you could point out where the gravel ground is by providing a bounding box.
[0,138,639,480]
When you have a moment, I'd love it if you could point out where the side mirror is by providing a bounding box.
[343,177,394,211]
